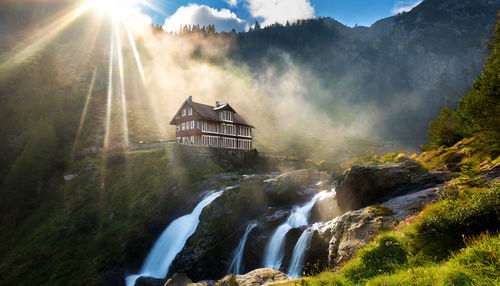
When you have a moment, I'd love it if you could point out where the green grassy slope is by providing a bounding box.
[0,149,231,286]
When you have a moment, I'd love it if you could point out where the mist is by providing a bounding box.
[1,0,493,167]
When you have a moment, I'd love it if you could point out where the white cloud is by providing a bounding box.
[244,0,315,27]
[162,4,247,32]
[391,0,423,15]
[225,0,237,7]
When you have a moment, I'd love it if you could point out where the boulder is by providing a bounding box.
[164,273,193,286]
[316,207,397,268]
[263,169,331,207]
[382,187,440,219]
[217,268,288,286]
[336,160,451,212]
[311,186,442,269]
[135,276,166,286]
[310,194,341,223]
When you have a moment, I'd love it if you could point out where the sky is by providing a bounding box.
[140,0,423,32]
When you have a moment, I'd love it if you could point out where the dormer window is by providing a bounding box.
[220,111,233,122]
[188,108,193,116]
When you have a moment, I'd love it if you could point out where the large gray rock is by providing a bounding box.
[217,268,288,286]
[263,169,331,207]
[312,186,441,270]
[336,161,451,212]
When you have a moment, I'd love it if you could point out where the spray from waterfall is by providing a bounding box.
[263,190,334,270]
[227,222,257,275]
[125,188,231,286]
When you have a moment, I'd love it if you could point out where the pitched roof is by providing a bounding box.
[170,99,254,127]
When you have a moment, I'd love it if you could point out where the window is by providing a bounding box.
[181,123,185,130]
[220,111,233,122]
[176,125,180,131]
[238,126,251,137]
[190,136,194,144]
[191,121,195,129]
[182,109,186,117]
[188,108,193,116]
[176,137,181,143]
[197,121,200,129]
[238,139,252,150]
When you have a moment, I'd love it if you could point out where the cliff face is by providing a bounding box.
[231,0,500,142]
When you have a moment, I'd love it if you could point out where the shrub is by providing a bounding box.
[410,186,500,261]
[342,234,408,280]
[365,233,499,286]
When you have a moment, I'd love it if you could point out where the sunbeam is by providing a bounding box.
[104,29,115,150]
[71,68,97,160]
[115,22,130,148]
[0,2,89,71]
[125,23,146,83]
[138,0,169,17]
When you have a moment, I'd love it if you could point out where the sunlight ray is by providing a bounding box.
[124,24,167,138]
[137,0,169,17]
[71,68,97,160]
[125,23,146,83]
[69,13,103,76]
[104,29,115,150]
[0,2,89,71]
[115,22,130,148]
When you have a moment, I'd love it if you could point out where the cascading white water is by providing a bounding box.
[287,227,314,278]
[125,190,226,286]
[227,222,257,275]
[263,190,334,270]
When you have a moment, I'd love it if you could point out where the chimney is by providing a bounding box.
[216,101,220,107]
[188,95,192,105]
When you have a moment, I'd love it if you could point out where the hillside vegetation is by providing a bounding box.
[0,148,236,286]
[270,15,500,286]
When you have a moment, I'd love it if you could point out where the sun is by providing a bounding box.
[87,0,138,20]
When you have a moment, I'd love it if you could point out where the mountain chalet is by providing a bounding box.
[169,96,254,150]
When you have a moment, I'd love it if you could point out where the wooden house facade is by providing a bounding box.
[169,96,254,150]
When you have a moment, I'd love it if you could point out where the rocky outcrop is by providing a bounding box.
[135,277,165,286]
[336,160,452,212]
[311,186,441,270]
[164,273,193,286]
[169,170,334,281]
[217,269,288,286]
[263,169,331,207]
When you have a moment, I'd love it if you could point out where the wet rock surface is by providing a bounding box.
[217,268,288,286]
[169,169,333,281]
[336,160,452,212]
[135,276,166,286]
[131,165,448,285]
[164,273,193,286]
[312,186,442,270]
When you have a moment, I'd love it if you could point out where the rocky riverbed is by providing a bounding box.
[115,159,454,286]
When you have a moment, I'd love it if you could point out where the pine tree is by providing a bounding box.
[424,13,500,149]
[254,20,261,31]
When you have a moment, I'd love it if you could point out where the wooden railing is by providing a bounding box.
[77,142,300,162]
[258,153,299,161]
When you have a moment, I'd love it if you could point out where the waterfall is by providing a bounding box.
[263,190,334,270]
[125,189,226,286]
[287,227,314,278]
[227,222,257,275]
